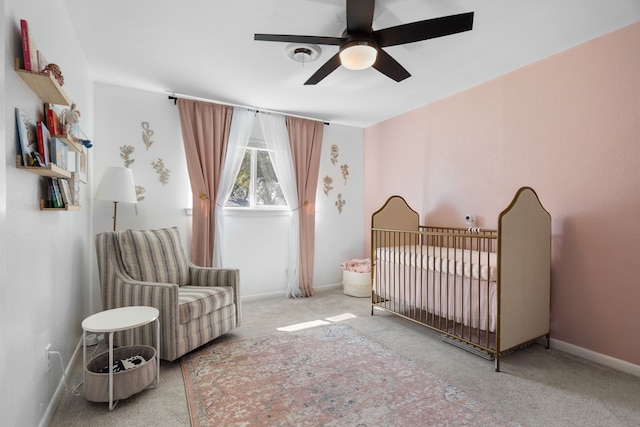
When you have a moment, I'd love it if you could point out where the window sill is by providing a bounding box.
[222,207,291,217]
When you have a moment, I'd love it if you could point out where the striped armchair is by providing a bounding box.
[95,227,241,361]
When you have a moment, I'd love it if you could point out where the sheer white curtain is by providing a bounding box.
[259,113,301,298]
[213,107,255,268]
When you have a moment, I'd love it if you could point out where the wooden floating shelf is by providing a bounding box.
[16,156,71,178]
[40,200,81,211]
[14,58,71,106]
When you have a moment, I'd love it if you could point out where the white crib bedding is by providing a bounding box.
[375,245,498,281]
[374,245,498,332]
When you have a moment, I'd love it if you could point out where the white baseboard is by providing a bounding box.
[241,283,343,303]
[550,338,640,378]
[39,339,83,427]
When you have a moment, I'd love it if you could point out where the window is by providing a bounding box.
[224,138,287,208]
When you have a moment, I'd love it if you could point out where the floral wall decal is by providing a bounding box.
[120,144,135,168]
[151,158,171,185]
[136,185,146,202]
[133,185,146,214]
[330,144,339,165]
[335,193,346,214]
[141,122,154,150]
[340,164,349,184]
[323,175,334,196]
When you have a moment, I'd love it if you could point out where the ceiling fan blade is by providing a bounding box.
[254,34,343,46]
[346,0,375,33]
[372,49,411,82]
[304,53,342,85]
[374,12,474,47]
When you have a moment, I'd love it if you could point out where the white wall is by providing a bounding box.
[223,122,366,298]
[93,83,365,299]
[92,83,191,310]
[2,1,93,425]
[313,124,365,286]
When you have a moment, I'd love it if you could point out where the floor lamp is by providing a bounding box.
[95,166,137,231]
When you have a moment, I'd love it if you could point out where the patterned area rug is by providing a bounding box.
[181,324,519,426]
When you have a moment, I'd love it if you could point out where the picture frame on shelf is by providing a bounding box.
[76,145,88,183]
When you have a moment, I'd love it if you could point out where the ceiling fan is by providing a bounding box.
[255,0,474,85]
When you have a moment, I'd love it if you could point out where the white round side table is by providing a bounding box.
[82,306,160,410]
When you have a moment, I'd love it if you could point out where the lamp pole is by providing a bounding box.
[111,201,119,231]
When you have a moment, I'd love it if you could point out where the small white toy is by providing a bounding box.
[60,103,80,134]
[60,103,92,148]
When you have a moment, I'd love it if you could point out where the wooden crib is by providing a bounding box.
[370,187,551,371]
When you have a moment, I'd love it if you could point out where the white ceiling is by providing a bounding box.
[61,0,640,128]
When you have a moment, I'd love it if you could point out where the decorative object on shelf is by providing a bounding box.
[60,103,80,136]
[340,164,349,184]
[15,107,38,167]
[330,144,339,165]
[95,166,138,231]
[76,146,88,183]
[42,63,64,86]
[335,193,346,214]
[141,122,154,150]
[120,145,135,168]
[151,158,170,185]
[323,175,334,196]
[77,128,93,148]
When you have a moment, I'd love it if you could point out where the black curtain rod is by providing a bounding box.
[167,95,329,125]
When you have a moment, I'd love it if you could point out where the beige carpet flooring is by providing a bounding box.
[50,289,640,426]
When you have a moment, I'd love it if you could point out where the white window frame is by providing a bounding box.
[223,138,289,211]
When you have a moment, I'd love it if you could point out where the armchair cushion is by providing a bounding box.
[178,286,234,324]
[118,227,190,285]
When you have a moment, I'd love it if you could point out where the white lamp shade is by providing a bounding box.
[339,42,378,70]
[95,166,137,204]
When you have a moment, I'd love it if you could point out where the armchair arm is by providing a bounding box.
[189,264,241,327]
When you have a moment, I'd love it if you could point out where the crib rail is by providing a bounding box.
[371,226,499,355]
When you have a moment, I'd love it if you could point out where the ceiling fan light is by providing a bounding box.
[339,42,378,70]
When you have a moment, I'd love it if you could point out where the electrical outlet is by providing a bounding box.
[44,343,51,373]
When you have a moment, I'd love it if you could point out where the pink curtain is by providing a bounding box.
[177,99,233,266]
[286,116,324,297]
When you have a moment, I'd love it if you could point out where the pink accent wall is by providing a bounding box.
[364,23,640,366]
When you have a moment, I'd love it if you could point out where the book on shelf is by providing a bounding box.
[19,19,37,72]
[15,107,38,167]
[57,178,72,206]
[49,137,68,169]
[36,121,50,167]
[36,50,47,74]
[44,103,62,136]
[49,178,64,208]
[30,152,45,167]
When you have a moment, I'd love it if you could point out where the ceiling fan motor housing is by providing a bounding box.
[339,34,378,70]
